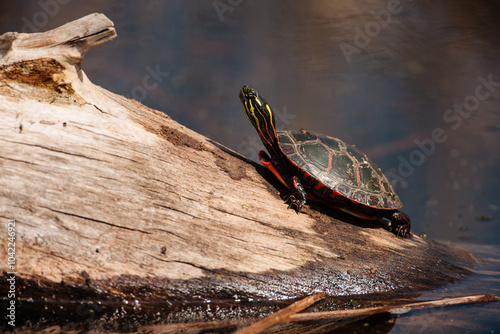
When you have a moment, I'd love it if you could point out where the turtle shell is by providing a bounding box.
[277,130,402,210]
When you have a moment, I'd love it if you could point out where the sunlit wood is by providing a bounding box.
[0,13,476,311]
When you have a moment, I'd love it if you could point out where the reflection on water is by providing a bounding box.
[1,0,499,332]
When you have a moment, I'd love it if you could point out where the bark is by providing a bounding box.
[0,13,474,317]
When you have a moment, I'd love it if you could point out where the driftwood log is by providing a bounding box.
[0,13,476,329]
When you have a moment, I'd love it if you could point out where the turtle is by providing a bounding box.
[239,85,411,238]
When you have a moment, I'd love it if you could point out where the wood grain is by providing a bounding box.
[0,14,475,306]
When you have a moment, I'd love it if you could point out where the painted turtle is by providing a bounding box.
[239,85,411,238]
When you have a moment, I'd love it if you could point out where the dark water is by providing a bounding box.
[2,0,499,332]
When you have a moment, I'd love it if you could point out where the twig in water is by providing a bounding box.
[287,293,498,322]
[234,292,325,334]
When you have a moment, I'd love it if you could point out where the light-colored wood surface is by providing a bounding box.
[0,14,474,304]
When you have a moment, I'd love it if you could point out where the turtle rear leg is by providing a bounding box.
[389,211,411,238]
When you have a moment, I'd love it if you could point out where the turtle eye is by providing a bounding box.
[247,92,258,100]
[241,85,258,99]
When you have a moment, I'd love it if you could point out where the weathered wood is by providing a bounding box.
[0,13,475,322]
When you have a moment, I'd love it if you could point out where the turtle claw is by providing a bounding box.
[288,203,301,213]
[389,211,411,238]
[393,225,411,238]
[284,193,303,212]
[289,202,302,213]
[283,176,306,213]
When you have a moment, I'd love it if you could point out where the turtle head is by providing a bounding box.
[239,85,278,147]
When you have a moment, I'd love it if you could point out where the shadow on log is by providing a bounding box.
[0,13,478,331]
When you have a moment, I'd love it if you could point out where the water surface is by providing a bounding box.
[1,1,499,332]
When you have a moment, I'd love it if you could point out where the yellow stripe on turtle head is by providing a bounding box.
[266,104,273,128]
[240,85,278,143]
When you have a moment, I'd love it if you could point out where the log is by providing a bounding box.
[0,13,476,328]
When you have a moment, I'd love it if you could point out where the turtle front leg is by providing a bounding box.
[258,150,306,212]
[284,175,307,212]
